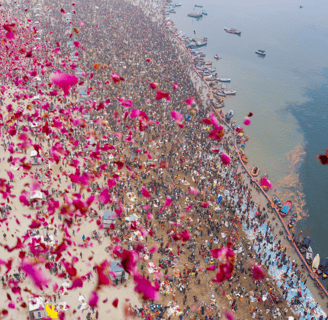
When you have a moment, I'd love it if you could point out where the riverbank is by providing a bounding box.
[127,0,328,316]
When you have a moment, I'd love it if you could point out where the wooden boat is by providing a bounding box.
[288,212,297,228]
[224,90,236,95]
[217,78,230,82]
[241,154,248,163]
[305,246,313,263]
[251,167,260,177]
[224,28,241,35]
[188,13,203,18]
[272,194,282,208]
[280,200,292,216]
[195,5,203,7]
[214,55,219,60]
[312,254,320,273]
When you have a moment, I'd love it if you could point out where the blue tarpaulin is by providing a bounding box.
[281,205,289,214]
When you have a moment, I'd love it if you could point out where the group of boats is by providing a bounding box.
[188,4,207,17]
[164,2,181,14]
[296,234,328,280]
[186,37,208,48]
[186,48,226,108]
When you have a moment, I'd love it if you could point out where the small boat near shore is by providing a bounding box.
[288,212,297,228]
[175,3,181,6]
[318,257,328,277]
[272,194,282,208]
[300,236,311,253]
[251,167,260,177]
[280,200,292,216]
[202,10,207,15]
[241,154,248,163]
[188,13,203,18]
[214,55,219,60]
[312,254,320,273]
[224,90,236,95]
[205,75,216,81]
[217,78,230,82]
[305,246,313,263]
[195,4,203,7]
[224,28,241,35]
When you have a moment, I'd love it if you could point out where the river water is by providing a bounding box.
[167,0,328,261]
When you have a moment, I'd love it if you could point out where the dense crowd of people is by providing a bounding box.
[0,0,327,319]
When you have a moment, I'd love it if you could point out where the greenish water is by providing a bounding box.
[168,0,328,259]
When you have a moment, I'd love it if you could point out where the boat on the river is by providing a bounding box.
[205,75,216,81]
[224,28,241,35]
[217,78,230,82]
[318,257,328,276]
[188,13,203,18]
[202,10,207,15]
[224,90,236,95]
[305,246,313,263]
[214,55,219,60]
[288,212,297,228]
[300,236,311,253]
[280,200,292,216]
[312,254,320,273]
[241,154,248,163]
[251,167,260,177]
[195,4,203,7]
[272,194,282,208]
[255,50,266,56]
[225,110,234,122]
[175,3,181,6]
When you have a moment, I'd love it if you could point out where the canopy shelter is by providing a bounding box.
[29,297,46,320]
[102,210,116,227]
[30,191,43,209]
[75,67,84,78]
[78,90,87,102]
[110,261,128,281]
[30,150,42,165]
[67,41,74,49]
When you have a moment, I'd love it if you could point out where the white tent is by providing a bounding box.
[30,191,43,200]
[29,297,44,311]
[30,150,38,157]
[29,297,45,319]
